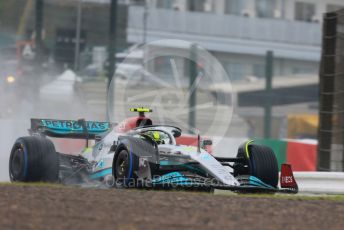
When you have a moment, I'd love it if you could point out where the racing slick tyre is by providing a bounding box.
[234,143,278,188]
[9,136,59,182]
[113,149,135,188]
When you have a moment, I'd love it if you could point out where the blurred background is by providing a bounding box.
[0,0,343,179]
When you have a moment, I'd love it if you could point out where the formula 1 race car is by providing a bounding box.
[9,108,298,193]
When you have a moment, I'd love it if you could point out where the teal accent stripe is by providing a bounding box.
[41,120,110,135]
[160,160,185,166]
[90,168,112,179]
[159,161,205,175]
[249,176,274,189]
[152,172,198,185]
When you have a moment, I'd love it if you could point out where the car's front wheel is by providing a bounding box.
[234,142,278,188]
[113,149,134,187]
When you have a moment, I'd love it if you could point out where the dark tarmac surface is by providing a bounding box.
[0,184,344,230]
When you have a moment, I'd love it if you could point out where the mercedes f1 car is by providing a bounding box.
[9,108,298,193]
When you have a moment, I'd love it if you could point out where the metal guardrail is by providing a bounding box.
[294,172,344,194]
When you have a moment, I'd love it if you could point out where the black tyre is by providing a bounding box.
[234,143,278,188]
[113,149,134,187]
[9,136,59,182]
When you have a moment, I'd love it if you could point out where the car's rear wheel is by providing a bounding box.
[114,149,134,187]
[234,143,278,188]
[9,136,59,182]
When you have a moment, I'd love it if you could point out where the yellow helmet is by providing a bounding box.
[152,131,160,141]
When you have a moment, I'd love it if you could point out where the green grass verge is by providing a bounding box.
[1,182,344,201]
[0,182,69,189]
[214,190,344,201]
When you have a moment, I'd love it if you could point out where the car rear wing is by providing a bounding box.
[30,118,113,139]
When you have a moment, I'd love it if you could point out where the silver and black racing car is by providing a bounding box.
[9,108,298,193]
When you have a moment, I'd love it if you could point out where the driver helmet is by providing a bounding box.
[148,131,162,144]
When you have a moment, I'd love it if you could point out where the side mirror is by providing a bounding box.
[172,129,181,138]
[95,135,102,143]
[202,139,212,146]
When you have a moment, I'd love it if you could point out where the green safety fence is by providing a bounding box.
[254,138,317,171]
[254,139,287,171]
